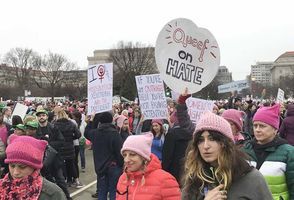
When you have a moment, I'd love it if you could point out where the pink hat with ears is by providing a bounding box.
[222,109,245,132]
[253,104,280,129]
[121,132,154,161]
[5,135,47,169]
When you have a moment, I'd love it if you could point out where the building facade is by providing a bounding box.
[271,51,294,85]
[215,65,232,84]
[250,62,273,85]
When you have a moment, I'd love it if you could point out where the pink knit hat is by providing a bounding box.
[151,119,163,126]
[5,135,47,169]
[222,109,245,132]
[121,132,154,161]
[116,115,128,128]
[253,104,280,129]
[194,112,234,142]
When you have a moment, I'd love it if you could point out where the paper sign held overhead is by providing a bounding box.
[155,18,220,93]
[276,88,284,103]
[87,63,113,114]
[186,97,215,124]
[12,103,28,120]
[135,74,168,119]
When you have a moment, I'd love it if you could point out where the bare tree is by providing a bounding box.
[109,41,158,100]
[33,52,78,101]
[4,48,37,92]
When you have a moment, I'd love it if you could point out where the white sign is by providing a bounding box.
[277,88,285,103]
[112,96,121,105]
[186,97,215,124]
[155,18,220,93]
[218,80,249,94]
[135,74,168,119]
[87,63,113,114]
[12,103,28,120]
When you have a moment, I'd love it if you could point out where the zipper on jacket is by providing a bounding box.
[131,179,139,200]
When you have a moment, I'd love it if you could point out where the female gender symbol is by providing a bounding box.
[97,65,105,82]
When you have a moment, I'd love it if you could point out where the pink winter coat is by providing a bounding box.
[116,154,181,200]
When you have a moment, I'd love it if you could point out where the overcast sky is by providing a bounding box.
[1,0,293,80]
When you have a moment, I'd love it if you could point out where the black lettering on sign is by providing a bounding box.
[166,58,204,85]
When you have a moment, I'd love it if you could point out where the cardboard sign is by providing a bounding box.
[135,74,168,119]
[155,18,220,93]
[276,88,285,103]
[186,97,215,124]
[218,80,249,93]
[87,63,113,114]
[12,103,28,120]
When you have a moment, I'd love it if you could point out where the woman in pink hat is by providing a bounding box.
[242,104,294,200]
[116,132,180,200]
[181,111,272,200]
[221,109,250,147]
[0,135,66,199]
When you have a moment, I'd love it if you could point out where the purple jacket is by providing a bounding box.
[279,104,294,145]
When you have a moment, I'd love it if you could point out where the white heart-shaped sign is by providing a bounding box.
[155,18,220,93]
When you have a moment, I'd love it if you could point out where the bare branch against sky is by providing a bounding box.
[0,0,293,80]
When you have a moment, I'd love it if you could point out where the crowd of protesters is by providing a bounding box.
[0,91,293,199]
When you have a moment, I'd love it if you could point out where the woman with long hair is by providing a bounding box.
[116,132,180,200]
[53,109,82,188]
[181,112,273,200]
[150,119,165,161]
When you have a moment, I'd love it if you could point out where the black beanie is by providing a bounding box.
[99,112,113,124]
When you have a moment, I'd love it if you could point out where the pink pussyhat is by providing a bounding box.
[253,104,280,129]
[5,135,47,169]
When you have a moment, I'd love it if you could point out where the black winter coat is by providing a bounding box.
[162,125,192,184]
[53,119,81,160]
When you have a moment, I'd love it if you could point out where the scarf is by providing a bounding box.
[0,170,43,200]
[252,136,288,169]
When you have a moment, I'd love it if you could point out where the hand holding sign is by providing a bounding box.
[155,18,220,93]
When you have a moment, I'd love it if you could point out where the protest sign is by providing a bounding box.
[112,96,121,105]
[186,97,215,123]
[276,88,285,103]
[155,18,220,93]
[87,63,113,114]
[12,103,28,120]
[218,80,249,93]
[135,74,168,119]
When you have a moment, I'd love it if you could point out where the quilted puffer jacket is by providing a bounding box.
[116,154,181,200]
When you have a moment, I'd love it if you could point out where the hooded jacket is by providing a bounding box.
[116,154,181,200]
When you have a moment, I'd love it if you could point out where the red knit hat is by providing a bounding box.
[253,104,280,129]
[121,132,153,161]
[5,135,47,169]
[194,112,234,142]
[221,109,245,132]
